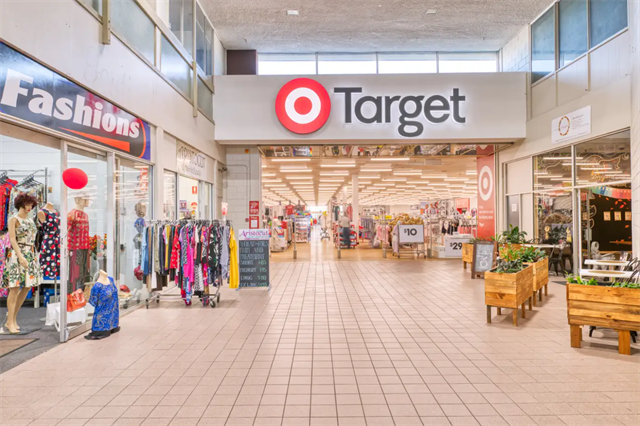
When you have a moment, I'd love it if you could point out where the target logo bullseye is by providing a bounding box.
[275,78,331,134]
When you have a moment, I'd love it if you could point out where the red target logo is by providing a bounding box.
[275,78,331,134]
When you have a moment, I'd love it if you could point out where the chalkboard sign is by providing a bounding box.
[238,229,270,288]
[471,241,497,279]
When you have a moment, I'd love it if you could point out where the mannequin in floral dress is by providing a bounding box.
[2,193,42,333]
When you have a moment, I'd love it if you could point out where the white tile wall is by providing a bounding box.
[591,31,632,92]
[557,56,589,105]
[531,74,557,117]
[501,26,530,72]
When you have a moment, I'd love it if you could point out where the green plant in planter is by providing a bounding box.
[495,244,524,273]
[611,281,640,289]
[501,225,528,244]
[566,275,598,286]
[491,234,506,244]
[520,246,546,263]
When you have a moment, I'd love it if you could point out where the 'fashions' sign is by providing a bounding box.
[214,73,526,143]
[0,41,151,160]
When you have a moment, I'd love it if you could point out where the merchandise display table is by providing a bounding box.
[432,235,473,258]
[45,302,88,331]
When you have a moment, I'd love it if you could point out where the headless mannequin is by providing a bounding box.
[37,201,55,224]
[73,197,87,212]
[6,202,36,333]
[97,269,108,285]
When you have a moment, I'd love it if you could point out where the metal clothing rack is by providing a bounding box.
[144,219,232,309]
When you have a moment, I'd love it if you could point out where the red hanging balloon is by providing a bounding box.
[62,168,88,190]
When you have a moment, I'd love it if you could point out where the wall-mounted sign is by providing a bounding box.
[249,216,259,229]
[455,198,470,211]
[552,106,591,145]
[0,42,151,159]
[214,73,527,142]
[221,202,228,216]
[249,200,260,215]
[477,147,496,239]
[192,186,198,195]
[176,139,207,179]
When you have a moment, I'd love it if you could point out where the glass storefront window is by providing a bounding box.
[575,131,631,185]
[115,158,151,313]
[534,146,573,191]
[579,184,632,263]
[178,175,199,219]
[163,171,177,220]
[66,147,108,331]
[438,52,497,73]
[535,190,574,243]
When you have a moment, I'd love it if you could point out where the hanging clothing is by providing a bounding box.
[89,276,120,336]
[67,209,90,250]
[229,228,238,289]
[39,209,60,278]
[69,249,90,292]
[221,225,230,280]
[0,178,17,231]
[2,215,42,289]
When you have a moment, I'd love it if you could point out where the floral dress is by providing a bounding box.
[0,234,10,296]
[2,215,42,289]
[39,209,60,278]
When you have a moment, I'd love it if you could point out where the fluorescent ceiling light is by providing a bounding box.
[263,179,282,183]
[444,178,468,182]
[281,169,311,173]
[360,168,392,172]
[370,157,410,161]
[320,172,348,176]
[429,183,449,186]
[265,184,287,187]
[421,174,446,178]
[319,179,343,182]
[287,9,299,16]
[321,164,355,168]
[393,172,422,176]
[382,178,407,182]
[337,160,356,164]
[287,176,314,180]
[271,158,310,162]
[465,171,478,175]
[262,173,276,177]
[581,167,611,170]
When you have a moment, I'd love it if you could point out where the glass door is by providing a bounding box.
[115,158,151,312]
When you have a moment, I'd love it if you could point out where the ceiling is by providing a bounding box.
[262,155,478,207]
[202,0,551,53]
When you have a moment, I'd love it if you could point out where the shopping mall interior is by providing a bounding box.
[1,0,640,426]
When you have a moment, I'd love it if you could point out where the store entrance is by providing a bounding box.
[263,144,483,262]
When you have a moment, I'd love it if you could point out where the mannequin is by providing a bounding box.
[3,193,42,334]
[85,269,119,340]
[38,201,60,279]
[68,195,91,292]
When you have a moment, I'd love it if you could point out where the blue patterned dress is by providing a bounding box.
[89,277,119,334]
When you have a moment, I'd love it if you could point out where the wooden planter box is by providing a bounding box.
[566,284,640,355]
[524,258,549,307]
[462,243,473,269]
[485,265,534,326]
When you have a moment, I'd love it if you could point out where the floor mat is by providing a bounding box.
[0,339,37,357]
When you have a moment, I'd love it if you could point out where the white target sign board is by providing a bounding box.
[399,225,424,244]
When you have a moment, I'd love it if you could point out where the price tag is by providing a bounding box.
[398,225,424,243]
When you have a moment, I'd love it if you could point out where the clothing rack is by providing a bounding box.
[144,218,232,309]
[0,168,49,204]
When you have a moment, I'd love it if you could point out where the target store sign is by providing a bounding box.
[214,73,526,142]
[275,78,331,134]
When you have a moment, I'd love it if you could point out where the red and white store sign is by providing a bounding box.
[221,202,228,216]
[476,147,496,239]
[275,78,332,134]
[249,216,259,229]
[249,201,260,215]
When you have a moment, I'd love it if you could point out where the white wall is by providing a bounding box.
[501,26,530,73]
[225,147,262,229]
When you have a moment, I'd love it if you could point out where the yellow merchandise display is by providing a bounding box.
[229,228,239,289]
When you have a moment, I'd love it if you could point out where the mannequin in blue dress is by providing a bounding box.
[85,270,120,340]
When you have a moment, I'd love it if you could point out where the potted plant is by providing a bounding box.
[566,276,640,355]
[485,245,534,327]
[497,225,527,257]
[520,246,549,306]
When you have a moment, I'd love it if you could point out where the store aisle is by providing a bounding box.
[1,260,638,426]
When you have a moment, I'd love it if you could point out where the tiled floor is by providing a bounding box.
[1,252,639,426]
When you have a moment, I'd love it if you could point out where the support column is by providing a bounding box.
[352,175,359,240]
[630,0,640,256]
